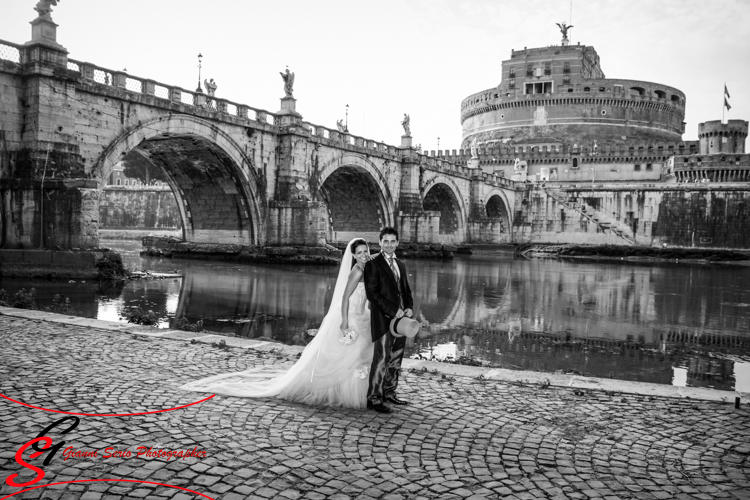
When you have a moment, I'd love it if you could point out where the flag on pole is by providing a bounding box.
[724,84,731,99]
[725,97,732,111]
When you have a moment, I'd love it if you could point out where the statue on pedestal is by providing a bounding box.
[280,67,295,98]
[556,22,574,44]
[470,138,478,159]
[336,119,346,133]
[204,78,217,97]
[401,114,411,136]
[34,0,59,19]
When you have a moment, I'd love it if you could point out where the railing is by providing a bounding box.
[0,39,21,63]
[47,52,280,127]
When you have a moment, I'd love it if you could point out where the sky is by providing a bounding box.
[2,0,749,151]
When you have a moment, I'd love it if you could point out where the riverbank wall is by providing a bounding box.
[99,186,181,231]
[514,182,750,249]
[140,237,343,265]
[0,249,124,278]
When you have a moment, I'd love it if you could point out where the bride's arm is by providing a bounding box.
[340,266,363,331]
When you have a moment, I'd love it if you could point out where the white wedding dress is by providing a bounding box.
[179,240,374,409]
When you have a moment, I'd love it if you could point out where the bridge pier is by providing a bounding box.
[0,25,100,250]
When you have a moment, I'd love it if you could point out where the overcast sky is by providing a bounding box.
[2,0,749,151]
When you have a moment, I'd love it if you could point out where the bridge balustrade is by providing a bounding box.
[0,40,21,63]
[53,55,278,126]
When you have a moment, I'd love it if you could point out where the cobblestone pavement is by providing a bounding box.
[1,313,749,500]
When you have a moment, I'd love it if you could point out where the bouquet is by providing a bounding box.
[339,327,358,345]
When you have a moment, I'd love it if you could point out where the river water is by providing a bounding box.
[2,240,749,392]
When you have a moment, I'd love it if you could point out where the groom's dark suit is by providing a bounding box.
[364,252,414,405]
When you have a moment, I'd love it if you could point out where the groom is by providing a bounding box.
[364,227,414,413]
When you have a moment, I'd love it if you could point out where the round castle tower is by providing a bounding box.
[698,120,748,155]
[460,42,686,150]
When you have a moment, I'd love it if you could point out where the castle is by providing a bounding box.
[432,32,749,185]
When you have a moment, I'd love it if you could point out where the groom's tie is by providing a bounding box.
[388,256,399,281]
[387,256,404,309]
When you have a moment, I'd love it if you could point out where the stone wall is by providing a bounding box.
[513,183,750,249]
[99,186,180,229]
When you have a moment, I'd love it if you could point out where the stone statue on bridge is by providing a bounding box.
[204,78,217,97]
[401,114,411,136]
[280,67,295,98]
[336,119,346,133]
[34,0,59,19]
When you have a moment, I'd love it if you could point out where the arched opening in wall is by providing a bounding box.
[654,90,666,99]
[423,183,461,235]
[319,166,383,243]
[630,87,645,97]
[485,195,510,231]
[671,95,680,103]
[99,134,257,246]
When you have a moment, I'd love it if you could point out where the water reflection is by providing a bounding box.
[1,241,748,391]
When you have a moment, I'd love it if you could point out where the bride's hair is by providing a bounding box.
[349,238,368,268]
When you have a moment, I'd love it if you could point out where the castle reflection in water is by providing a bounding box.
[410,255,749,391]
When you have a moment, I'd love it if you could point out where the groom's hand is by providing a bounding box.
[404,308,413,318]
[395,308,405,319]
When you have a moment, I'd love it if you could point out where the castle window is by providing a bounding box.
[634,164,641,172]
[526,64,533,77]
[671,95,680,103]
[525,81,553,94]
[583,87,590,92]
[599,87,605,92]
[125,179,130,186]
[509,67,516,77]
[655,90,666,99]
[646,164,653,171]
[544,62,551,75]
[116,179,121,185]
[614,85,623,93]
[563,75,570,84]
[572,158,579,169]
[563,62,571,74]
[567,88,573,92]
[509,79,515,89]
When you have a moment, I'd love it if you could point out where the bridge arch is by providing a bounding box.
[421,175,468,242]
[317,153,396,243]
[95,115,264,245]
[483,188,513,227]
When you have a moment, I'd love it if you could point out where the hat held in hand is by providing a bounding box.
[390,316,420,338]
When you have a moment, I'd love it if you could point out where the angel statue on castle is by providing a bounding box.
[556,22,574,39]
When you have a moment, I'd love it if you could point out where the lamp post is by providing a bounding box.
[437,137,440,151]
[196,53,203,93]
[345,104,349,132]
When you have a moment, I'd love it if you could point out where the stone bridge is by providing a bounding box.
[0,22,516,251]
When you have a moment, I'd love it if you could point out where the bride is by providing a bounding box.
[179,238,374,409]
